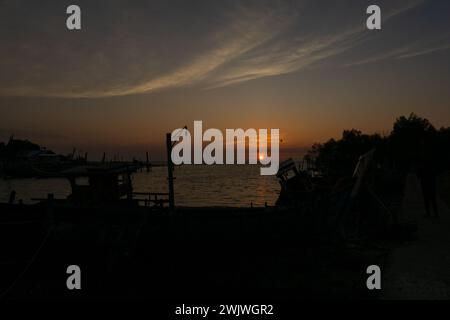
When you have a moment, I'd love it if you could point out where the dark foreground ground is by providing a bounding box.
[0,205,384,300]
[383,172,450,299]
[1,172,449,300]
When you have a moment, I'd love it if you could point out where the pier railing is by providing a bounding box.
[132,192,170,208]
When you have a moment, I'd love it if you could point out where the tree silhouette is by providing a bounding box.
[307,129,385,176]
[390,113,436,173]
[307,113,450,177]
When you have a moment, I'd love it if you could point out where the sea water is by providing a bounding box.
[0,165,279,207]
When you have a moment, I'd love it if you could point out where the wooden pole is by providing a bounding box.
[8,190,16,204]
[146,151,150,172]
[166,133,175,210]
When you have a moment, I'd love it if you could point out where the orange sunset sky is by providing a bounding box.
[1,0,449,160]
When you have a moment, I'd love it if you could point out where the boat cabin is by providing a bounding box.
[63,164,133,205]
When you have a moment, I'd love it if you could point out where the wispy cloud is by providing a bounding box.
[200,0,427,89]
[95,5,296,97]
[346,37,450,67]
[0,2,297,98]
[0,0,442,98]
[396,43,450,59]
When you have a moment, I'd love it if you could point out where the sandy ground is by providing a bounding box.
[382,173,450,299]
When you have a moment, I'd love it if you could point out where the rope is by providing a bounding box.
[0,225,54,300]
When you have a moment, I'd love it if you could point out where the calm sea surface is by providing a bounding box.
[0,165,280,207]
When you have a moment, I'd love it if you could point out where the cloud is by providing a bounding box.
[203,0,427,89]
[95,5,296,97]
[0,0,441,98]
[0,1,297,98]
[345,37,450,67]
[396,44,450,59]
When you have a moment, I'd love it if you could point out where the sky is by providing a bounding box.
[0,0,449,160]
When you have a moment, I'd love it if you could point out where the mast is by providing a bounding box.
[166,133,175,210]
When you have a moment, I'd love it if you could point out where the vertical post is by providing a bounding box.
[126,166,133,202]
[146,151,150,172]
[8,190,16,204]
[166,133,175,210]
[45,193,55,229]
